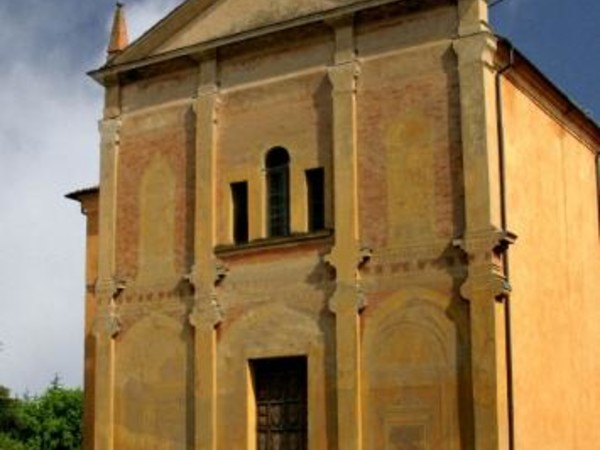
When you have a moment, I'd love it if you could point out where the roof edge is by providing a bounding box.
[89,0,443,85]
[496,36,600,152]
[65,186,99,202]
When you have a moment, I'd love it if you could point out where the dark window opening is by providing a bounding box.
[252,356,307,450]
[266,147,290,237]
[231,181,248,244]
[305,168,325,232]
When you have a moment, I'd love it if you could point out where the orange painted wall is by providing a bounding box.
[502,76,600,449]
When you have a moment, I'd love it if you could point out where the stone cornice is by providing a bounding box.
[215,230,333,258]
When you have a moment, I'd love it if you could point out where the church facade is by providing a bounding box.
[68,0,600,449]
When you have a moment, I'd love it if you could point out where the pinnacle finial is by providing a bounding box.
[107,2,129,58]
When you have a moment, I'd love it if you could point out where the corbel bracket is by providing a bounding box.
[493,230,517,254]
[95,276,126,301]
[93,299,121,338]
[184,258,228,289]
[189,297,223,329]
[325,243,372,313]
[358,245,372,268]
[453,229,516,302]
[214,259,229,286]
[452,228,517,256]
[185,258,227,328]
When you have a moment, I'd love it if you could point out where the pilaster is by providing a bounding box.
[103,83,121,120]
[92,281,122,450]
[453,30,510,450]
[97,118,121,281]
[326,17,366,450]
[189,52,223,450]
[327,18,361,275]
[458,0,490,37]
[94,113,122,450]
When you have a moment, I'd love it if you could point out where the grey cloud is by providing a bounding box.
[0,0,181,395]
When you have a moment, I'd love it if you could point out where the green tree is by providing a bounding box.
[0,385,26,449]
[0,433,27,450]
[0,377,83,450]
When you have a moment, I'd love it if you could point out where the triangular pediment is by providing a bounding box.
[109,0,367,66]
[155,0,362,54]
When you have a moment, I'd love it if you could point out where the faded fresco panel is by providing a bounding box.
[137,155,177,285]
[364,301,463,450]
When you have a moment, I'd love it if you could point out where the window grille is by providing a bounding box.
[266,147,290,237]
[252,357,307,450]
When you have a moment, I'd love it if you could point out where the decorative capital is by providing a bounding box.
[196,83,219,98]
[325,242,371,275]
[98,118,122,148]
[186,258,227,329]
[185,258,228,290]
[455,227,517,302]
[358,245,372,268]
[355,280,368,311]
[493,230,517,254]
[193,85,220,126]
[460,268,511,302]
[327,61,361,93]
[189,298,223,330]
[457,0,490,37]
[93,303,120,338]
[455,227,517,257]
[452,31,497,70]
[328,280,366,314]
[214,259,228,285]
[95,276,126,301]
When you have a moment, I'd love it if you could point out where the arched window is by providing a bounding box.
[265,147,290,237]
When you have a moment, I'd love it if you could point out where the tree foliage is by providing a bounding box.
[0,376,82,450]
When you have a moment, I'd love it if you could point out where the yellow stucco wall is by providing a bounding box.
[502,76,600,449]
[101,4,472,448]
[218,63,333,240]
[355,7,471,448]
[79,1,600,449]
[78,193,98,450]
[114,314,191,449]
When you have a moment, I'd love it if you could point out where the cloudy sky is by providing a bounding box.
[0,0,598,395]
[0,0,182,395]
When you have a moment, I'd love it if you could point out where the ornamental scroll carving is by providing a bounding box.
[93,276,126,338]
[93,305,121,339]
[185,259,227,329]
[327,61,361,93]
[325,244,372,313]
[453,227,517,300]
